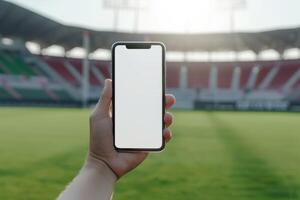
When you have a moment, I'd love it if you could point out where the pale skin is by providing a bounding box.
[57,79,176,200]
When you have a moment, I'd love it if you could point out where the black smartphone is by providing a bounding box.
[112,42,165,151]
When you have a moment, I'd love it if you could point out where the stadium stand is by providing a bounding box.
[239,62,253,89]
[0,51,36,76]
[15,88,50,100]
[166,62,181,88]
[96,62,111,79]
[292,78,300,90]
[0,87,12,99]
[269,60,300,89]
[43,56,79,86]
[2,46,300,110]
[1,1,300,110]
[68,59,102,86]
[187,62,210,89]
[216,63,233,89]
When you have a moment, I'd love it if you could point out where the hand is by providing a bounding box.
[87,79,175,179]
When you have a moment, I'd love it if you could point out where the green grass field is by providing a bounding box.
[0,108,300,200]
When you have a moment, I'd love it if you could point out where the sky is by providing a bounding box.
[6,0,300,33]
[5,0,300,60]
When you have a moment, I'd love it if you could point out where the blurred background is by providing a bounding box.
[0,0,300,199]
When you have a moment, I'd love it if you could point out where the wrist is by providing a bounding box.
[85,154,118,183]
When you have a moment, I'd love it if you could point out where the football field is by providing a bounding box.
[0,108,300,200]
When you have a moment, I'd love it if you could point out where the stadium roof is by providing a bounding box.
[1,0,300,53]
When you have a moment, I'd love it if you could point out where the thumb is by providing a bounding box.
[95,79,112,117]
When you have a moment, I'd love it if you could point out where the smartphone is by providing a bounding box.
[112,42,165,151]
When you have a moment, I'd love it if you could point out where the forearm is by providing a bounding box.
[57,157,117,200]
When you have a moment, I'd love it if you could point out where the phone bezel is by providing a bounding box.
[111,41,166,152]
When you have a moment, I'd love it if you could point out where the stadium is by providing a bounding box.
[1,0,300,199]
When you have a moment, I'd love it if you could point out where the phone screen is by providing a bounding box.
[113,43,165,150]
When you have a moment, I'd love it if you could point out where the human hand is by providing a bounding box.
[87,79,175,179]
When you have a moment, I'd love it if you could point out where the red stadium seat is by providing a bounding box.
[269,60,300,89]
[69,59,101,86]
[187,62,210,89]
[44,56,79,86]
[254,62,273,89]
[96,61,111,79]
[216,63,233,89]
[166,62,180,88]
[239,62,253,89]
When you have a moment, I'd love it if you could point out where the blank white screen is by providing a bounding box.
[114,44,163,149]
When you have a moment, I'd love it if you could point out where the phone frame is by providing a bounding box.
[111,41,166,152]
